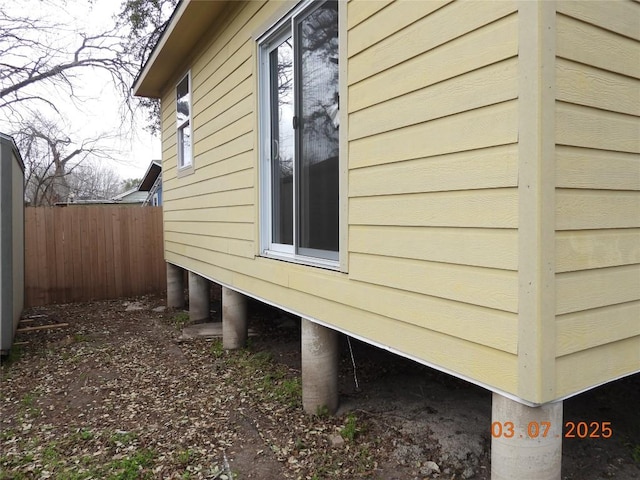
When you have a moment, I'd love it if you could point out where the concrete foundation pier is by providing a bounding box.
[301,319,339,415]
[222,287,248,350]
[166,263,185,309]
[491,393,563,480]
[188,272,210,322]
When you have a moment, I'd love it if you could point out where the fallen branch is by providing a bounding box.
[17,323,69,333]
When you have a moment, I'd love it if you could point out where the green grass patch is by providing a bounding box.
[172,312,190,330]
[19,392,41,417]
[107,448,155,480]
[274,377,302,408]
[72,333,90,343]
[71,428,94,441]
[210,339,224,359]
[0,428,17,441]
[109,431,138,447]
[229,349,302,408]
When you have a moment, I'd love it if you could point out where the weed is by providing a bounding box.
[19,392,41,417]
[0,471,27,480]
[173,312,190,330]
[109,431,138,447]
[42,443,60,462]
[20,393,35,408]
[21,452,34,464]
[72,333,90,343]
[632,444,640,463]
[79,428,93,441]
[210,339,224,358]
[0,428,16,441]
[340,413,359,442]
[251,350,273,367]
[340,444,376,475]
[175,448,195,466]
[58,472,94,480]
[316,405,330,418]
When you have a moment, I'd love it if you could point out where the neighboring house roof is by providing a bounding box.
[138,160,162,192]
[112,188,147,204]
[54,200,118,206]
[133,0,229,97]
[138,160,163,206]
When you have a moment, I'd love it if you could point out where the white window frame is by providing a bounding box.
[257,0,341,269]
[176,71,193,174]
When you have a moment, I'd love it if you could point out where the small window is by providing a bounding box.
[176,73,192,169]
[259,0,339,264]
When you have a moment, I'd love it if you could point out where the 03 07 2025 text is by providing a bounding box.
[491,421,612,439]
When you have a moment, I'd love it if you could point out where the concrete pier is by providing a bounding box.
[301,319,339,415]
[166,263,185,309]
[188,271,210,322]
[491,393,563,480]
[222,287,248,350]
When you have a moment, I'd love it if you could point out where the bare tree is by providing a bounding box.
[0,3,168,207]
[67,161,124,201]
[0,6,135,119]
[14,115,118,206]
[121,177,142,192]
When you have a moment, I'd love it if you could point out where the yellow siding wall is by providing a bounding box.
[160,0,522,397]
[554,1,640,398]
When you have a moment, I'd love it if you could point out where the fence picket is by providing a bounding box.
[24,206,166,307]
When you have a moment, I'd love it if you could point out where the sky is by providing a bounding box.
[0,0,162,181]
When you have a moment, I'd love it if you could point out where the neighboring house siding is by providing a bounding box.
[553,1,640,398]
[160,0,522,396]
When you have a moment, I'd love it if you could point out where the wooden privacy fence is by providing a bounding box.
[25,206,166,307]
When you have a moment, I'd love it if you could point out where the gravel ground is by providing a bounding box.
[1,294,639,479]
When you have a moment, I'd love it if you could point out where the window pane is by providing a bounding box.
[270,38,294,245]
[177,76,190,127]
[179,124,191,167]
[298,1,339,253]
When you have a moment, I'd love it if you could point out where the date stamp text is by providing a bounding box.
[491,421,612,439]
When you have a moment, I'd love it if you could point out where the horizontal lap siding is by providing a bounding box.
[162,2,266,262]
[554,1,640,397]
[161,0,521,394]
[167,250,519,392]
[345,0,519,386]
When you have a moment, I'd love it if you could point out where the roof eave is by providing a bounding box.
[132,0,228,98]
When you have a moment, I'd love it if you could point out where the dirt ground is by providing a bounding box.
[1,293,638,479]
